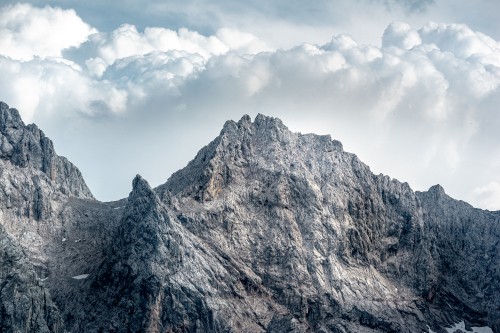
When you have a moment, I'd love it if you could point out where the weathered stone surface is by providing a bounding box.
[0,102,113,333]
[0,224,65,333]
[0,102,93,200]
[156,114,499,332]
[0,103,498,333]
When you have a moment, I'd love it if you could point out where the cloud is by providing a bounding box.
[79,24,270,77]
[0,3,96,60]
[420,22,500,63]
[0,4,499,210]
[91,24,227,64]
[380,0,435,13]
[0,56,127,121]
[87,21,497,206]
[3,0,500,50]
[215,28,271,55]
[473,182,500,211]
[382,22,422,49]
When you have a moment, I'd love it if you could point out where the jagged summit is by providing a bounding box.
[0,101,93,199]
[428,184,445,194]
[0,101,23,129]
[158,113,344,201]
[220,113,339,150]
[0,103,498,333]
[424,183,448,201]
[222,113,287,133]
[131,174,154,197]
[125,174,165,220]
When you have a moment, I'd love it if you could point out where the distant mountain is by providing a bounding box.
[0,102,498,333]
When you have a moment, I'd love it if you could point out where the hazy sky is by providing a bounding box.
[0,1,499,210]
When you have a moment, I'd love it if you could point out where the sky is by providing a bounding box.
[0,1,499,210]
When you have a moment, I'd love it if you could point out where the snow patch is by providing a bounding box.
[429,321,493,333]
[71,274,89,280]
[472,328,494,333]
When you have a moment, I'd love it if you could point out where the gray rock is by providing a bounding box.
[0,103,498,333]
[0,224,65,333]
[0,102,93,200]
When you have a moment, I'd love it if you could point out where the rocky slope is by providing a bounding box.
[0,102,120,332]
[0,224,64,333]
[0,102,498,333]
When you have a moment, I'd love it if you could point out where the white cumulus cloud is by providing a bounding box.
[83,24,270,77]
[0,3,499,210]
[0,56,127,122]
[382,21,422,50]
[0,3,96,60]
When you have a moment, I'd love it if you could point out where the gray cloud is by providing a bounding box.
[380,0,435,13]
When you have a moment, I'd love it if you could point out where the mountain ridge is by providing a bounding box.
[0,101,498,333]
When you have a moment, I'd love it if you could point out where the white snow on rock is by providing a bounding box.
[71,274,89,280]
[429,321,493,333]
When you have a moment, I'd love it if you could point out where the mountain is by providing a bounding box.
[0,102,498,333]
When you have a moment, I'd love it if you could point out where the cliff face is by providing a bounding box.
[155,114,499,332]
[0,102,498,333]
[417,187,500,330]
[0,101,95,258]
[0,224,65,333]
[0,102,118,332]
[0,102,92,200]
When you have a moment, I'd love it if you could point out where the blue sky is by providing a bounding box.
[1,0,499,209]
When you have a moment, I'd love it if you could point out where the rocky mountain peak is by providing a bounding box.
[219,114,292,146]
[254,113,287,130]
[0,101,93,199]
[161,113,346,201]
[127,174,163,218]
[238,113,252,126]
[221,114,251,133]
[1,101,54,172]
[222,113,286,131]
[428,184,445,196]
[1,104,498,333]
[417,184,451,207]
[0,101,24,130]
[131,174,154,198]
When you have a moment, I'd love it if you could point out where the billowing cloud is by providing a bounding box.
[0,3,96,60]
[0,56,127,121]
[85,25,226,75]
[0,3,499,210]
[382,22,422,49]
[2,0,500,50]
[81,24,270,77]
[473,182,500,211]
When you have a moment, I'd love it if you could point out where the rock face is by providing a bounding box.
[0,224,65,333]
[0,102,123,332]
[0,102,93,200]
[0,102,498,333]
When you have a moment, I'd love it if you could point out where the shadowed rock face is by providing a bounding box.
[0,102,498,333]
[0,224,65,333]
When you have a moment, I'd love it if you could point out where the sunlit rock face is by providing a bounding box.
[0,102,498,333]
